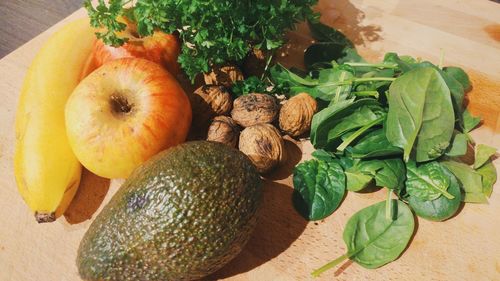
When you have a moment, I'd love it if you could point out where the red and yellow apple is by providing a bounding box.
[92,21,181,75]
[65,58,191,179]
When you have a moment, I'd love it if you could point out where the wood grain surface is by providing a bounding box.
[0,1,499,281]
[0,0,81,58]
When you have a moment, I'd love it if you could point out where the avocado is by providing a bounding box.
[77,141,262,281]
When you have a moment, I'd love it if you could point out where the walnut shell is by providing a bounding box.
[239,124,285,174]
[207,116,240,148]
[231,93,279,128]
[279,93,317,137]
[204,65,244,88]
[190,85,232,129]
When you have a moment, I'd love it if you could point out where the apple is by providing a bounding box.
[92,22,181,76]
[65,58,192,179]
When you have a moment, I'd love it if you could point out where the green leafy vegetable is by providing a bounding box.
[462,109,481,133]
[231,76,269,97]
[348,158,406,191]
[474,144,497,169]
[441,161,488,203]
[347,129,402,159]
[84,0,128,46]
[437,68,466,118]
[311,200,414,276]
[311,99,385,149]
[304,21,363,69]
[408,166,461,222]
[85,0,318,79]
[445,133,468,157]
[270,65,323,98]
[317,67,355,102]
[406,161,454,200]
[385,67,455,162]
[476,161,497,198]
[345,170,373,192]
[308,21,354,47]
[383,52,418,73]
[293,159,346,220]
[443,66,471,91]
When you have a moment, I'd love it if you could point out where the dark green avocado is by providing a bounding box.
[77,141,262,281]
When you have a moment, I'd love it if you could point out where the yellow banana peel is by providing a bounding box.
[14,18,96,223]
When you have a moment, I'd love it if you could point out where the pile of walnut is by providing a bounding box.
[191,64,317,174]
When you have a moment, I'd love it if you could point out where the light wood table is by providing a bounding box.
[0,1,499,280]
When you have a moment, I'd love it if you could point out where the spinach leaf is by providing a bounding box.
[311,99,385,149]
[385,67,455,162]
[477,160,497,198]
[357,159,406,190]
[316,67,355,101]
[443,66,471,91]
[308,21,354,47]
[408,166,461,222]
[270,65,322,98]
[383,52,418,73]
[341,158,374,192]
[293,159,346,221]
[311,200,414,276]
[474,144,497,169]
[345,170,373,192]
[304,44,363,70]
[439,69,465,117]
[305,21,363,69]
[408,61,466,118]
[462,109,481,133]
[445,133,468,157]
[406,161,455,200]
[348,129,402,159]
[342,158,405,192]
[311,149,336,162]
[373,159,406,190]
[441,160,488,203]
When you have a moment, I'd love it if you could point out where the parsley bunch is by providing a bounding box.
[85,0,318,80]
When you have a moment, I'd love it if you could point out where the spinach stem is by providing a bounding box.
[354,77,396,83]
[352,90,379,98]
[386,190,393,221]
[320,77,395,88]
[345,62,398,69]
[438,48,445,69]
[334,71,349,103]
[311,253,349,278]
[337,116,384,152]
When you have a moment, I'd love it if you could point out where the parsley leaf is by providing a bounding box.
[84,0,318,79]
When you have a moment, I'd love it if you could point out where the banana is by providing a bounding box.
[14,18,96,223]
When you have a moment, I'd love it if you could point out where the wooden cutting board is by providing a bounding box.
[1,1,499,280]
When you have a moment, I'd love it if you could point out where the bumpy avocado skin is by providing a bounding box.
[77,141,262,281]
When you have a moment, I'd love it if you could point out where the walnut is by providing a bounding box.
[190,85,232,124]
[239,124,286,174]
[207,116,240,148]
[204,64,244,88]
[279,93,317,137]
[231,93,279,128]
